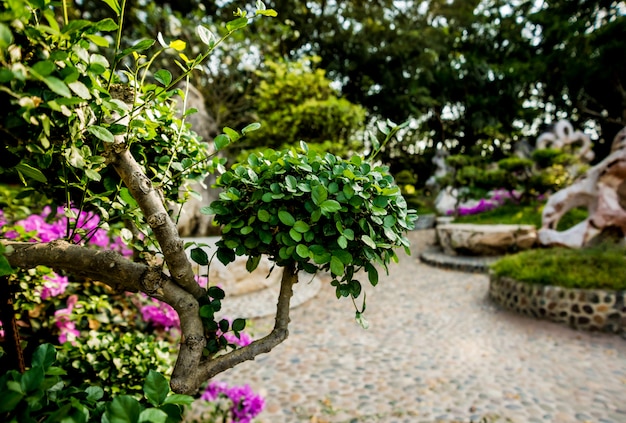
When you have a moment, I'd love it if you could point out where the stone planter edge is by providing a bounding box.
[489,273,626,334]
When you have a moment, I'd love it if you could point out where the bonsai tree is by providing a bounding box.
[205,135,416,327]
[0,0,415,401]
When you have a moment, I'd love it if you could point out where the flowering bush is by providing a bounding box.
[3,205,131,255]
[1,206,262,413]
[200,381,265,423]
[447,189,516,217]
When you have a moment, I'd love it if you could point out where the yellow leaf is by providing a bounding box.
[179,52,190,63]
[169,39,186,51]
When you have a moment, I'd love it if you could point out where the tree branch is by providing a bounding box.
[2,240,205,391]
[173,263,297,392]
[104,143,204,300]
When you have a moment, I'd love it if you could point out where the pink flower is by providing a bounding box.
[40,273,69,300]
[201,381,264,423]
[195,275,208,288]
[222,331,252,347]
[140,302,180,330]
[54,295,80,345]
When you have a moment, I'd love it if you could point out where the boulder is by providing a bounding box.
[437,223,537,256]
[539,126,626,248]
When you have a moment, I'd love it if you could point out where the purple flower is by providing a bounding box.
[201,381,265,423]
[40,273,69,300]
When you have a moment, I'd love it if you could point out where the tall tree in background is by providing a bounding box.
[74,0,626,169]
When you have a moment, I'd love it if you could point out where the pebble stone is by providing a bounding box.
[195,230,626,423]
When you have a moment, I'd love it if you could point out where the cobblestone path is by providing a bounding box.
[214,230,626,423]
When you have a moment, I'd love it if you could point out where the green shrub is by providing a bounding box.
[205,139,416,322]
[0,343,193,423]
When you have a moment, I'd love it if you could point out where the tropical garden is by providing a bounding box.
[0,0,625,422]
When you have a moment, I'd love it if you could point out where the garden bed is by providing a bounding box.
[489,246,626,333]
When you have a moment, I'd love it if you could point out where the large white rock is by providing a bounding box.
[437,223,537,256]
[539,127,626,248]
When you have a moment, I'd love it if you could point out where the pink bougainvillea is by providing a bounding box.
[201,381,265,423]
[54,295,80,345]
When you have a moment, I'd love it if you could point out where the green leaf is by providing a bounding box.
[350,280,362,297]
[87,125,115,143]
[383,215,396,228]
[68,80,91,99]
[162,394,195,406]
[32,344,56,370]
[312,185,328,205]
[241,122,261,134]
[199,305,213,319]
[196,25,215,46]
[14,163,47,182]
[154,69,172,86]
[0,254,13,276]
[330,256,344,276]
[131,39,155,53]
[95,18,119,31]
[84,168,101,181]
[377,120,390,135]
[257,209,270,222]
[86,34,110,47]
[232,318,246,332]
[337,235,347,249]
[226,17,249,32]
[101,0,121,14]
[190,247,209,266]
[214,134,230,150]
[256,9,278,17]
[223,127,241,143]
[246,255,261,272]
[289,228,302,242]
[32,60,55,76]
[20,367,44,393]
[0,23,14,50]
[144,370,169,407]
[365,263,379,286]
[42,76,71,97]
[208,286,225,300]
[293,220,310,233]
[106,395,142,423]
[278,210,295,226]
[296,244,309,258]
[0,391,23,413]
[139,408,168,423]
[320,200,341,213]
[86,386,104,402]
[362,235,377,249]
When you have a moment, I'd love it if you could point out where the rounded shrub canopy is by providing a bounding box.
[204,142,417,299]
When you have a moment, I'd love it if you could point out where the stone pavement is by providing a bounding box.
[213,230,626,423]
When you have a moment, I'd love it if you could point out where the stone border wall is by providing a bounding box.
[489,274,626,333]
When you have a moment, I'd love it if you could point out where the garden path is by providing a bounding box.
[212,230,626,423]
